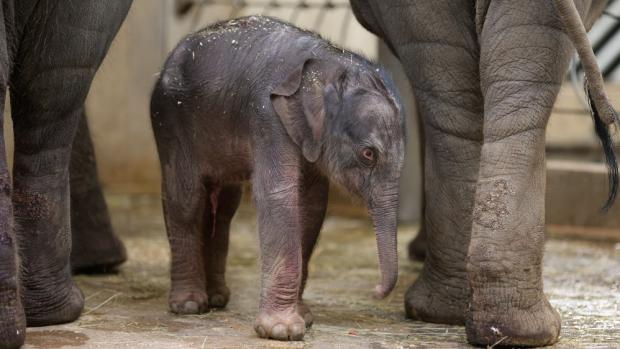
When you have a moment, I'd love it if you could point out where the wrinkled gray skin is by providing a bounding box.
[0,1,132,348]
[351,0,610,347]
[151,16,405,341]
[70,112,127,274]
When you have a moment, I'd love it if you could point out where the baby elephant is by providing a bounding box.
[151,16,405,341]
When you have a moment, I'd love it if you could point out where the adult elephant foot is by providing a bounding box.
[70,224,126,274]
[464,178,562,347]
[0,309,25,349]
[407,227,426,261]
[466,295,560,347]
[70,187,126,274]
[0,319,24,349]
[70,112,126,274]
[404,269,467,325]
[22,275,84,326]
[69,188,126,274]
[0,301,25,349]
[0,246,26,349]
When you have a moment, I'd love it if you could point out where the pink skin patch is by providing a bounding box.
[210,187,221,238]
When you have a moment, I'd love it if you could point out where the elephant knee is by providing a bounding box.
[481,80,560,146]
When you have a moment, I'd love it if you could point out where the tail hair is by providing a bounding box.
[586,85,619,211]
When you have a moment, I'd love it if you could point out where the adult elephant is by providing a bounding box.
[0,1,132,348]
[351,0,615,347]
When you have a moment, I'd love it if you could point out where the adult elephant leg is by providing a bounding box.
[10,0,132,326]
[466,1,578,346]
[352,0,483,324]
[70,110,127,274]
[0,6,26,347]
[407,222,426,261]
[407,109,426,262]
[0,98,24,348]
[381,1,484,325]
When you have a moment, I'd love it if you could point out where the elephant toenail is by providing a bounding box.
[272,324,287,339]
[183,301,199,313]
[255,325,267,338]
[303,313,313,327]
[290,323,305,340]
[210,294,225,307]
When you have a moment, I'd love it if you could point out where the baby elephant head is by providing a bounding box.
[271,58,406,298]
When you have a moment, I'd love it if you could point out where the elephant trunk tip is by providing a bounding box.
[373,275,397,299]
[373,284,389,299]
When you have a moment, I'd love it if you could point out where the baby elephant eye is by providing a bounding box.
[360,147,377,165]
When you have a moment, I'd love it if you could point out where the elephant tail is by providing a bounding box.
[587,86,619,211]
[553,0,619,210]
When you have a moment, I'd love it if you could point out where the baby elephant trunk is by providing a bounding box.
[370,189,399,299]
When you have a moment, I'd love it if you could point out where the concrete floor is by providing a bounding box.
[22,194,620,349]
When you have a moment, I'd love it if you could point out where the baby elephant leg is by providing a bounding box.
[162,166,208,315]
[297,174,328,328]
[252,155,308,341]
[204,185,242,308]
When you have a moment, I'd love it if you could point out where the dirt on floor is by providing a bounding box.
[22,194,620,349]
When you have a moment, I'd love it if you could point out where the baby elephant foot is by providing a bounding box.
[169,288,209,314]
[254,308,306,341]
[466,297,561,347]
[206,285,230,309]
[297,302,313,328]
[24,280,84,327]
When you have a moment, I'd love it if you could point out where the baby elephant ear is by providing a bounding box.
[271,59,325,163]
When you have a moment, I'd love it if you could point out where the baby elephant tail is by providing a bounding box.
[553,0,619,210]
